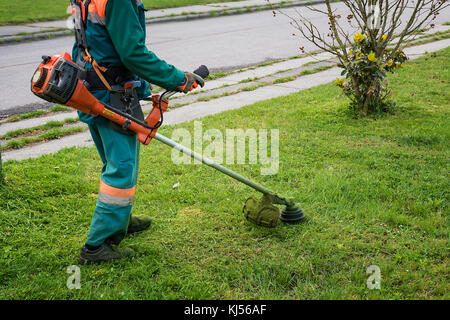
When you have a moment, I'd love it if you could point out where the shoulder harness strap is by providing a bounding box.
[71,0,113,91]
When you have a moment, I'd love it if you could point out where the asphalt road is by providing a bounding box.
[0,2,448,115]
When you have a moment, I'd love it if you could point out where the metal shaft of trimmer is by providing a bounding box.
[154,132,274,195]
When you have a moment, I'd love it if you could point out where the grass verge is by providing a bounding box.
[0,48,448,299]
[0,126,85,151]
[0,118,78,140]
[2,106,70,123]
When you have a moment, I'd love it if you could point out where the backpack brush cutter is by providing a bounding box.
[31,53,304,227]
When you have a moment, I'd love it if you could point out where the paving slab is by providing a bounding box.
[0,24,66,38]
[3,131,93,161]
[24,20,70,29]
[0,112,78,136]
[403,38,450,57]
[0,26,39,37]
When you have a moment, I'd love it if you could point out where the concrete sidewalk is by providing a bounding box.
[2,37,449,162]
[0,0,315,44]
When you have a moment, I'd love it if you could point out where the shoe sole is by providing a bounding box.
[78,255,131,265]
[78,252,133,265]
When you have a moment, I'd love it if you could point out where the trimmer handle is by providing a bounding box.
[193,65,210,79]
[159,65,209,100]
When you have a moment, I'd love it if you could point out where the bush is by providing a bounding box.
[335,32,408,114]
[274,0,448,115]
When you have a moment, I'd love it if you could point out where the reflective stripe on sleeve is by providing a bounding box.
[87,12,105,25]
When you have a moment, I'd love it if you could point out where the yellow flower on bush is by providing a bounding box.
[382,34,387,41]
[354,33,365,43]
[355,50,363,59]
[368,51,377,63]
[335,78,344,86]
[387,59,393,67]
[348,49,353,55]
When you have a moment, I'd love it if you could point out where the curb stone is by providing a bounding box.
[0,30,73,44]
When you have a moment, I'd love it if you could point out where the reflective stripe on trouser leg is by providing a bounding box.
[98,181,135,206]
[86,181,136,247]
[85,116,140,247]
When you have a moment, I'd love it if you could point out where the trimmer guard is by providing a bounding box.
[243,194,281,228]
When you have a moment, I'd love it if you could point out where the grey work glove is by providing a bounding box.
[177,72,205,93]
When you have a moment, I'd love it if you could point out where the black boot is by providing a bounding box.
[79,243,134,265]
[127,216,152,234]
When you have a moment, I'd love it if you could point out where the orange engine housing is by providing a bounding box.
[31,52,167,145]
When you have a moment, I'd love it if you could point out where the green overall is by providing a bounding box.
[71,0,185,246]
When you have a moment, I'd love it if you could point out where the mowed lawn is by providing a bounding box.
[0,48,449,299]
[0,0,246,25]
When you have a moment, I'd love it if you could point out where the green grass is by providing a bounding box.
[0,0,69,25]
[0,0,248,25]
[3,105,70,123]
[238,77,258,84]
[0,126,85,151]
[206,71,231,80]
[0,118,78,140]
[49,105,70,113]
[273,76,296,84]
[3,110,47,123]
[303,60,322,67]
[0,48,449,299]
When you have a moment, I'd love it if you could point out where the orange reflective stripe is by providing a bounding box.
[100,181,136,197]
[89,0,108,18]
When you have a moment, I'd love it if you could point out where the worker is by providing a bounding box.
[69,0,205,264]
